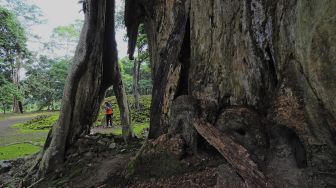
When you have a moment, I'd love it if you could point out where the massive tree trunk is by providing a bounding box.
[126,0,190,138]
[29,0,131,177]
[126,0,336,187]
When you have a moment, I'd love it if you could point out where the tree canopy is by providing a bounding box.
[1,0,44,29]
[46,20,83,57]
[0,7,28,79]
[22,56,70,110]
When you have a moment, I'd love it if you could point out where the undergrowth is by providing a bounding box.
[96,95,151,127]
[12,113,59,132]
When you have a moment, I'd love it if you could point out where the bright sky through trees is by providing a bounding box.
[27,0,127,57]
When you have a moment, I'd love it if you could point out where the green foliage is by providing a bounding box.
[0,7,27,54]
[0,76,23,114]
[23,56,70,110]
[118,57,152,95]
[118,57,134,93]
[46,20,83,57]
[1,0,44,29]
[0,143,40,160]
[118,23,152,95]
[136,24,149,62]
[0,7,29,114]
[49,59,70,100]
[97,95,151,138]
[0,7,28,79]
[52,20,83,40]
[113,123,149,137]
[13,114,59,132]
[97,95,151,127]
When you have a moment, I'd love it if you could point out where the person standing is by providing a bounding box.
[104,102,113,127]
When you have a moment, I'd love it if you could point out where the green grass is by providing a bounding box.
[0,113,56,160]
[112,122,149,137]
[30,137,46,147]
[0,95,151,160]
[100,95,151,138]
[0,143,41,160]
[12,113,58,133]
[96,95,151,127]
[0,111,57,121]
[133,123,149,136]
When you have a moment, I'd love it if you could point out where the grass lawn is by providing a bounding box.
[0,113,58,160]
[0,111,54,120]
[112,122,149,137]
[0,96,151,160]
[0,143,41,160]
[12,113,58,133]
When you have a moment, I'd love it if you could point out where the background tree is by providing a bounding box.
[0,6,29,113]
[118,57,133,93]
[22,56,70,110]
[132,24,149,110]
[1,0,45,47]
[46,20,84,58]
[0,75,22,114]
[1,0,44,29]
[117,56,152,97]
[115,0,151,109]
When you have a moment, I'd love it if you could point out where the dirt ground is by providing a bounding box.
[0,115,224,188]
[1,132,225,188]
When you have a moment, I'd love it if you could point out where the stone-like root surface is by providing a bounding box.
[1,133,226,188]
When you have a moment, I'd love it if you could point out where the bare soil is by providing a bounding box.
[1,132,225,188]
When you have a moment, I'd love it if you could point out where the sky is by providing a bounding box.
[27,0,128,57]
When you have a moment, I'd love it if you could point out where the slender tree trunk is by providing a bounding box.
[137,60,140,95]
[31,0,123,177]
[13,97,19,113]
[113,63,133,142]
[133,58,140,110]
[12,56,21,113]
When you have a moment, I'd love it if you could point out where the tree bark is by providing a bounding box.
[3,103,5,114]
[192,118,272,188]
[127,0,336,187]
[133,58,140,110]
[13,97,19,113]
[33,0,123,177]
[12,56,21,113]
[113,62,133,142]
[125,0,191,138]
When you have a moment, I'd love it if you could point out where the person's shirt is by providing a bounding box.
[105,104,113,114]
